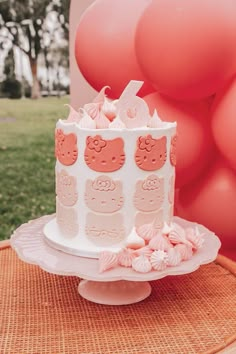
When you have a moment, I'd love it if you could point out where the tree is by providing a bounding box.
[0,0,70,98]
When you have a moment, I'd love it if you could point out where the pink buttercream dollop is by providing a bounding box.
[132,255,152,273]
[98,251,118,273]
[150,250,168,271]
[83,102,100,120]
[79,109,96,129]
[135,246,153,258]
[93,86,110,104]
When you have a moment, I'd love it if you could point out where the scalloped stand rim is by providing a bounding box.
[78,279,152,305]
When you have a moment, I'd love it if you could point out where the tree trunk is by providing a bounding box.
[29,57,41,99]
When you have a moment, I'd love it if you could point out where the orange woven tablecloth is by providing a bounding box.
[0,240,236,354]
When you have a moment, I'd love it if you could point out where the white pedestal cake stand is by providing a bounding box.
[10,215,221,305]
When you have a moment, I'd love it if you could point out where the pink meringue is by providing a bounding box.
[93,86,110,104]
[167,248,181,267]
[135,246,153,258]
[149,234,172,251]
[168,223,191,246]
[64,104,81,123]
[185,227,205,250]
[148,109,163,128]
[174,244,193,261]
[98,251,118,273]
[150,250,168,271]
[132,255,152,273]
[118,248,135,268]
[109,115,126,129]
[78,109,96,129]
[95,111,110,129]
[102,97,117,121]
[137,222,158,242]
[83,102,100,120]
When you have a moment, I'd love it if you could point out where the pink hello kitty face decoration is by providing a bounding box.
[56,199,78,238]
[170,134,177,166]
[84,135,125,172]
[134,175,164,212]
[135,209,164,231]
[86,213,126,246]
[135,135,167,171]
[55,129,78,166]
[85,176,124,213]
[56,170,78,207]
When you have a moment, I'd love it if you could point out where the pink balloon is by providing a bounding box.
[136,0,236,101]
[211,77,236,171]
[144,92,215,187]
[176,159,236,254]
[75,0,154,99]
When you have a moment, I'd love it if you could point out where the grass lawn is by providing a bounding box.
[0,96,69,240]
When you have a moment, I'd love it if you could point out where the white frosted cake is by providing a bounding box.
[44,81,176,256]
[44,81,204,273]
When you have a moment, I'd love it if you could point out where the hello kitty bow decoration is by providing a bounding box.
[116,80,150,128]
[92,176,116,191]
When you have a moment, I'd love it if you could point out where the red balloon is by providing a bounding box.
[176,159,236,253]
[75,0,154,99]
[144,92,215,187]
[211,77,236,171]
[135,0,236,101]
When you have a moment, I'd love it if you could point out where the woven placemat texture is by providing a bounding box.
[0,244,236,354]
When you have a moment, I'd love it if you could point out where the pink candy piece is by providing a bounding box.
[65,104,81,123]
[149,234,172,251]
[118,248,136,267]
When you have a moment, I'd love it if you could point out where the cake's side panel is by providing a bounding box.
[54,120,176,257]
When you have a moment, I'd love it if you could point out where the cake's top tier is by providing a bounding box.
[61,81,176,131]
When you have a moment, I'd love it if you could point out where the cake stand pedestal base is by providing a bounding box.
[78,280,152,305]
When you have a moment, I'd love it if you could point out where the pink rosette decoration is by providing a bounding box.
[132,255,152,273]
[148,109,163,128]
[149,233,172,251]
[65,104,81,123]
[118,248,135,267]
[135,246,153,258]
[167,248,181,267]
[136,222,158,242]
[168,223,192,246]
[109,115,126,129]
[98,251,118,273]
[102,97,117,121]
[150,250,168,271]
[95,111,110,129]
[174,244,193,261]
[185,227,205,251]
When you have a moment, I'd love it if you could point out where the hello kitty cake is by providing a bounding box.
[44,81,204,273]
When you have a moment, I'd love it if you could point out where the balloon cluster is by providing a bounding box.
[75,0,236,256]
